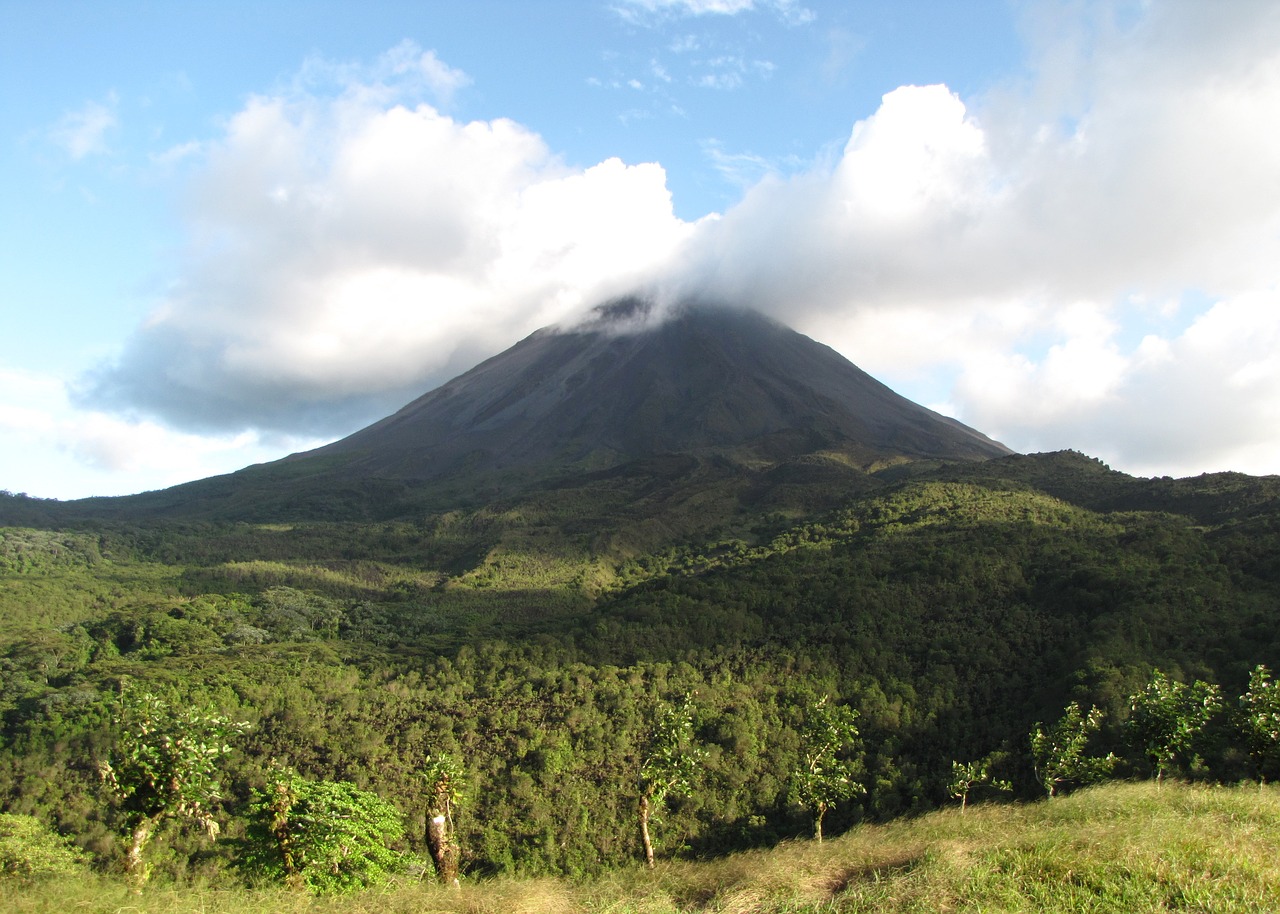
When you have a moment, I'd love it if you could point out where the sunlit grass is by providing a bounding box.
[5,782,1279,913]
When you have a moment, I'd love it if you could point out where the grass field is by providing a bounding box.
[4,780,1278,913]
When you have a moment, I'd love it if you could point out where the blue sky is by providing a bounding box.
[3,0,1280,500]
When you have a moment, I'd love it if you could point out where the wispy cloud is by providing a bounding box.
[294,40,472,108]
[150,140,203,169]
[690,56,775,89]
[700,140,779,188]
[49,93,118,159]
[599,0,794,107]
[613,0,813,25]
[615,0,754,21]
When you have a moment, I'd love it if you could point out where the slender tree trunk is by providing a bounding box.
[639,794,655,868]
[125,816,158,891]
[814,803,826,842]
[427,814,460,886]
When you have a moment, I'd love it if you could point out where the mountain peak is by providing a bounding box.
[305,301,1011,481]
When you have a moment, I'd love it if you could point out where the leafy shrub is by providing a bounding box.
[241,769,411,894]
[0,813,90,879]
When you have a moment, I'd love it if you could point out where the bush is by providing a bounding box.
[0,813,91,879]
[240,770,412,894]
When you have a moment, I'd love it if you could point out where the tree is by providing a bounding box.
[1126,669,1222,784]
[948,755,1012,813]
[790,694,864,841]
[422,753,465,885]
[98,687,245,888]
[243,767,409,894]
[638,693,705,868]
[1237,664,1280,783]
[1029,702,1115,798]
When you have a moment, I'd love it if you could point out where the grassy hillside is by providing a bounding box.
[7,782,1278,913]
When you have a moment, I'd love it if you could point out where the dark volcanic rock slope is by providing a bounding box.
[306,302,1012,480]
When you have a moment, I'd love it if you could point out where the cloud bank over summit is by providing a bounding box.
[76,1,1280,480]
[673,1,1280,476]
[78,42,694,437]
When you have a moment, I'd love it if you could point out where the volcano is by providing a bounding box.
[4,300,1012,524]
[302,300,1011,480]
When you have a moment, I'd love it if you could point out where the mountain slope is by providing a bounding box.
[303,300,1010,481]
[2,301,1011,524]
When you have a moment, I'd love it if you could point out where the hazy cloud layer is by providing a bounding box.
[80,2,1280,477]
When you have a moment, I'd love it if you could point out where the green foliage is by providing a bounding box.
[422,753,466,883]
[1238,664,1280,782]
[423,752,466,819]
[2,452,1280,883]
[948,755,1012,812]
[1030,703,1115,798]
[640,692,705,807]
[98,687,246,884]
[6,782,1280,912]
[638,692,706,866]
[1126,669,1223,783]
[790,695,864,840]
[0,528,104,573]
[0,813,90,879]
[241,768,409,894]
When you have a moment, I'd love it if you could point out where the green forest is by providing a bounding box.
[2,450,1279,898]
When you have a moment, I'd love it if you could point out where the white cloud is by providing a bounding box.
[78,2,1280,484]
[294,40,471,109]
[614,0,813,25]
[955,288,1280,477]
[617,0,756,18]
[0,367,320,499]
[377,41,472,104]
[660,0,1280,476]
[81,56,693,436]
[50,93,118,159]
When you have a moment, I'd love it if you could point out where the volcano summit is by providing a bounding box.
[4,300,1012,523]
[304,300,1011,481]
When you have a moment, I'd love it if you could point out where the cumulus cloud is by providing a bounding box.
[81,2,1280,479]
[662,0,1280,475]
[80,43,694,436]
[957,289,1280,477]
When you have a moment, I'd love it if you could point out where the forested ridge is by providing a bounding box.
[1,450,1279,889]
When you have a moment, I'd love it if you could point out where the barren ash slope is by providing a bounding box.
[305,298,1012,482]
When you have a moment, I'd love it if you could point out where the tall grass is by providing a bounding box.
[5,782,1279,913]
